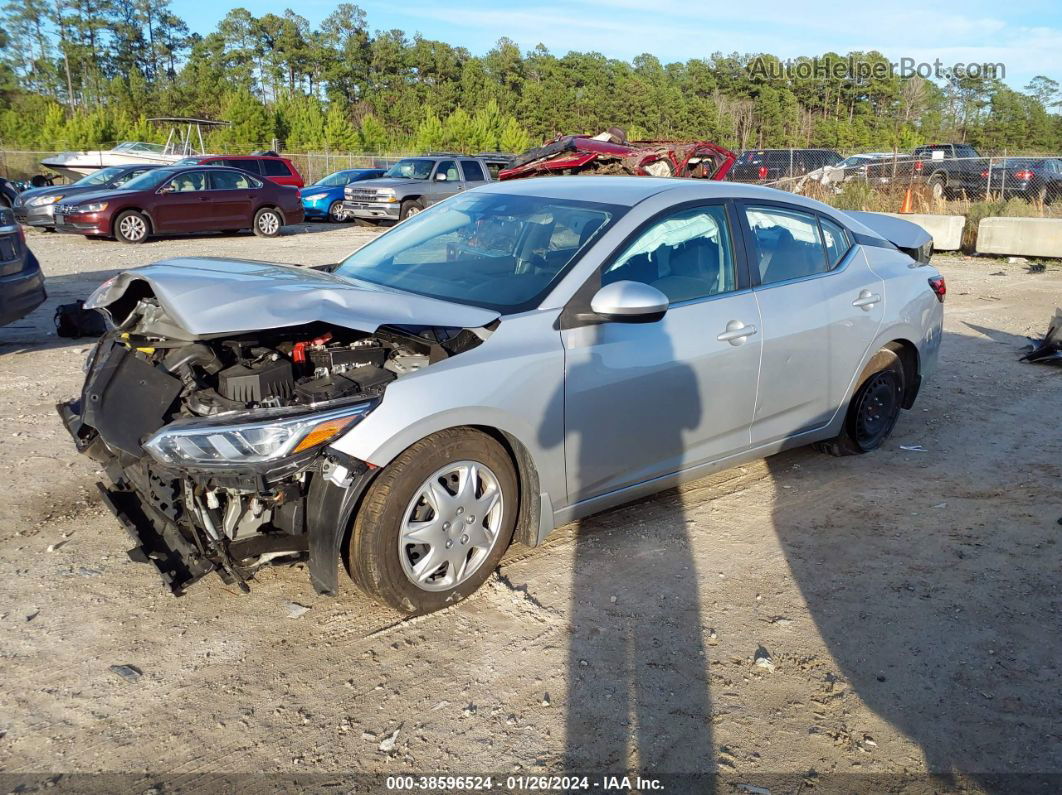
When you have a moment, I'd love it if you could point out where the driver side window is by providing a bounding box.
[166,171,207,192]
[601,205,736,303]
[435,161,459,182]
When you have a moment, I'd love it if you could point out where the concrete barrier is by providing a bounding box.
[874,212,965,251]
[976,217,1062,258]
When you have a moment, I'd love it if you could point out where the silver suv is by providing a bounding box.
[343,155,492,222]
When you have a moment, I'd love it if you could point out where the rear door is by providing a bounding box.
[153,170,211,232]
[208,169,258,229]
[261,158,300,186]
[740,203,832,444]
[740,203,885,445]
[459,159,489,188]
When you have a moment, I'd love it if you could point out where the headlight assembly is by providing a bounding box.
[303,193,328,202]
[76,201,108,213]
[28,194,63,207]
[142,402,375,467]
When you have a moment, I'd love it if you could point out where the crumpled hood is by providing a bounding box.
[86,257,499,336]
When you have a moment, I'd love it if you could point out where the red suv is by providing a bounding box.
[176,152,304,188]
[52,165,304,243]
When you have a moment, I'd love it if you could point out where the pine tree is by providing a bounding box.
[323,103,358,150]
[498,116,531,154]
[414,109,445,153]
[357,113,387,152]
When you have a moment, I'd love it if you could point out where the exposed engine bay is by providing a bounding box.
[59,285,493,597]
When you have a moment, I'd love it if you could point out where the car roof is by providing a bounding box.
[474,175,846,209]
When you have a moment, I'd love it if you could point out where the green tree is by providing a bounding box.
[323,102,357,149]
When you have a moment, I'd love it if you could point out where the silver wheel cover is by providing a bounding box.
[119,214,146,240]
[398,460,504,591]
[258,211,280,234]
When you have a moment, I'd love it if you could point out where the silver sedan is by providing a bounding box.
[63,177,944,613]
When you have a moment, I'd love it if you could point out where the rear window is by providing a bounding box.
[262,159,293,177]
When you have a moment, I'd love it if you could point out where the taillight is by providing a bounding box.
[928,276,946,302]
[980,170,989,178]
[757,166,768,180]
[1014,170,1034,181]
[914,160,924,173]
[295,188,302,200]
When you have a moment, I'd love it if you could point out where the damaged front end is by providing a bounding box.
[58,259,495,596]
[499,129,736,181]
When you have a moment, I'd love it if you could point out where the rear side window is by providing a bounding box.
[262,159,292,177]
[819,217,851,269]
[223,158,260,174]
[458,159,486,181]
[460,160,487,181]
[744,205,829,285]
[210,170,260,190]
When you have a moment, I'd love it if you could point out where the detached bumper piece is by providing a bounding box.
[96,482,215,595]
[1021,308,1062,365]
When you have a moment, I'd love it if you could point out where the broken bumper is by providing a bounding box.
[58,388,375,598]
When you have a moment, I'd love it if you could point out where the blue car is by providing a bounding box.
[302,169,386,221]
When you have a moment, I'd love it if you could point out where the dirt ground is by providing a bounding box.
[0,222,1059,793]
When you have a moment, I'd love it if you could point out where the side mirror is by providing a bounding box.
[589,281,668,323]
[435,173,447,182]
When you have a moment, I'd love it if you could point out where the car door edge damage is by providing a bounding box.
[57,179,943,613]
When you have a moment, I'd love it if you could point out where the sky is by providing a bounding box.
[172,0,1061,91]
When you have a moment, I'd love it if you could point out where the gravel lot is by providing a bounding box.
[0,223,1059,792]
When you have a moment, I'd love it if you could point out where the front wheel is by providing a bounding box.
[113,210,150,244]
[328,201,347,222]
[399,198,424,221]
[253,207,283,237]
[818,349,905,457]
[346,428,518,614]
[927,174,947,201]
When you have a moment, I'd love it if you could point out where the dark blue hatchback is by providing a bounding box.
[302,168,386,221]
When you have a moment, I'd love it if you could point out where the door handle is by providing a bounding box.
[717,321,758,345]
[852,290,881,310]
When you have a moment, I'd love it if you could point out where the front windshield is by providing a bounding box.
[74,167,125,186]
[383,159,435,180]
[120,167,179,191]
[113,142,166,154]
[335,193,620,313]
[315,171,356,187]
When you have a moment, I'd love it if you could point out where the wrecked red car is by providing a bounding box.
[499,129,736,181]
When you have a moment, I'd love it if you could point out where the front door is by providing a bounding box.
[560,203,761,504]
[153,170,211,232]
[427,160,463,206]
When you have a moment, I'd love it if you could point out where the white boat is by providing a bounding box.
[41,118,227,180]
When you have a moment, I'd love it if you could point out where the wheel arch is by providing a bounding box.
[881,338,920,409]
[111,207,153,236]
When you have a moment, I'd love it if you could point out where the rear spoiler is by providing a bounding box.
[846,211,934,264]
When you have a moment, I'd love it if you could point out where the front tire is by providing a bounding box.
[399,198,424,221]
[253,207,283,237]
[818,349,905,457]
[328,201,346,222]
[113,210,150,244]
[347,428,518,614]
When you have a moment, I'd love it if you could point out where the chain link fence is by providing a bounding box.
[726,148,1062,218]
[4,146,1060,220]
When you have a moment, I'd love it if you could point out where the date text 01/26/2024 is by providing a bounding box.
[385,775,664,791]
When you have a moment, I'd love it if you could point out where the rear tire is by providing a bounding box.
[253,207,283,237]
[399,198,424,221]
[818,349,905,457]
[346,428,518,614]
[113,210,149,244]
